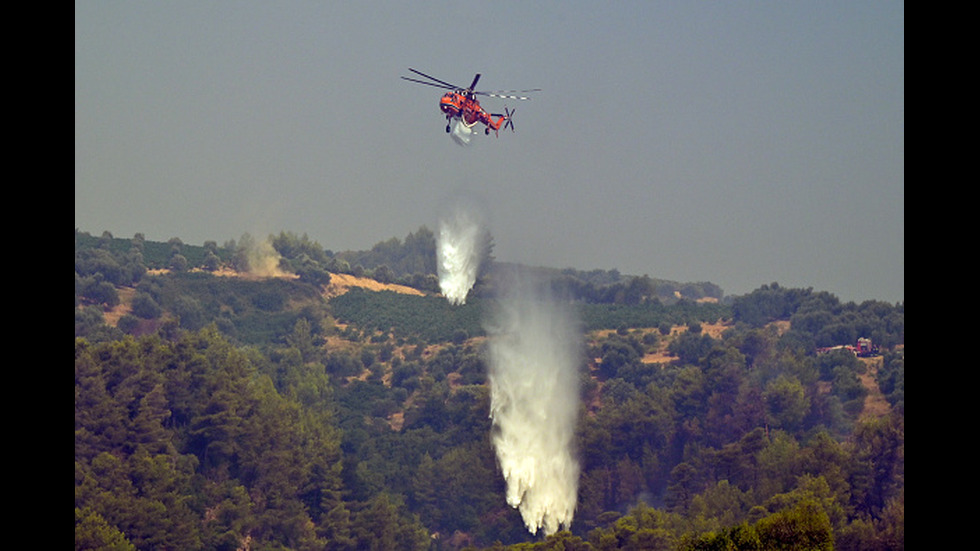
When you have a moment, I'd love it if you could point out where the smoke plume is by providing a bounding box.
[437,205,484,305]
[486,269,581,535]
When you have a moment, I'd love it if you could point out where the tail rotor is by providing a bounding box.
[503,107,516,132]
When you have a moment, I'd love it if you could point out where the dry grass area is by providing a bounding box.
[585,321,732,366]
[101,287,135,327]
[639,321,730,364]
[858,356,890,419]
[96,268,427,329]
[321,272,425,299]
[208,266,425,298]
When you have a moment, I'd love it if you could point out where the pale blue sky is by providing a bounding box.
[75,1,903,303]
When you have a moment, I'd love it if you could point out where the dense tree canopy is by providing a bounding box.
[76,231,904,549]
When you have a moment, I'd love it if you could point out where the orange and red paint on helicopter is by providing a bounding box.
[401,68,539,137]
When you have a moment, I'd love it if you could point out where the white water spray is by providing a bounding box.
[437,206,484,305]
[486,271,581,535]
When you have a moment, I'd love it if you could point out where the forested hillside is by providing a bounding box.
[76,230,904,550]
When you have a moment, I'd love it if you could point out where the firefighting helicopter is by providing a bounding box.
[401,68,539,137]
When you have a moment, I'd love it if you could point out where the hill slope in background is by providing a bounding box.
[75,228,726,303]
[75,229,904,550]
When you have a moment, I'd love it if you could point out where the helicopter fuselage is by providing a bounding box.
[440,92,486,127]
[402,68,533,137]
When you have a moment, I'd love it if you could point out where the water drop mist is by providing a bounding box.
[486,270,581,535]
[437,206,485,305]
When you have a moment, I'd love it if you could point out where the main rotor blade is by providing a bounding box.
[469,73,481,90]
[484,89,542,94]
[401,76,454,90]
[407,68,460,90]
[477,89,541,101]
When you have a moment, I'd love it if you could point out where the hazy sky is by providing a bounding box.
[75,1,904,303]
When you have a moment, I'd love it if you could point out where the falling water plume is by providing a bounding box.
[437,206,484,305]
[235,234,287,278]
[450,119,475,146]
[486,270,581,535]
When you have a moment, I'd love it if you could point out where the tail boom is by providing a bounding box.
[486,107,516,137]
